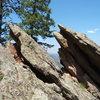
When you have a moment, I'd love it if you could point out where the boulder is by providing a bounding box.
[54,24,100,99]
[0,23,98,100]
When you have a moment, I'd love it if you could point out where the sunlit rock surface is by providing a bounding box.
[0,23,98,100]
[54,24,100,99]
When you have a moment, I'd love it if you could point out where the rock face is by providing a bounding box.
[0,23,99,100]
[54,24,100,99]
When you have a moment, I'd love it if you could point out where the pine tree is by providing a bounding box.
[0,0,55,47]
[0,0,20,43]
[0,0,3,42]
[17,0,55,43]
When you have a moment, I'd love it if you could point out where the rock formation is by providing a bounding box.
[54,24,100,99]
[0,23,99,100]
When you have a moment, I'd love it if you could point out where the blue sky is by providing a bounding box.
[7,0,100,54]
[46,0,100,54]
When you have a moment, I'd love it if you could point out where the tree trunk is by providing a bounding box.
[0,0,2,35]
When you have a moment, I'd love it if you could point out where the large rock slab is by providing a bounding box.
[0,23,97,100]
[0,46,65,100]
[54,24,100,99]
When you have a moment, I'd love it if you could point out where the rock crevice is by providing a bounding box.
[0,23,99,100]
[54,24,100,99]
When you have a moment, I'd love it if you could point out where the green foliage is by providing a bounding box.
[0,0,55,48]
[79,83,86,89]
[0,0,20,43]
[0,73,4,81]
[18,0,55,40]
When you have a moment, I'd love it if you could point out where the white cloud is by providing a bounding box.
[94,28,99,31]
[87,30,96,33]
[87,28,99,33]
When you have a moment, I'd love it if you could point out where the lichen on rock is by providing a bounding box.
[0,23,99,100]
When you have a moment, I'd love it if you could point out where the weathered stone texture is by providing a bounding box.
[0,23,98,100]
[54,24,100,99]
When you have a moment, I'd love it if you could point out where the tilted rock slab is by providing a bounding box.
[54,24,100,99]
[0,45,65,100]
[0,22,97,100]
